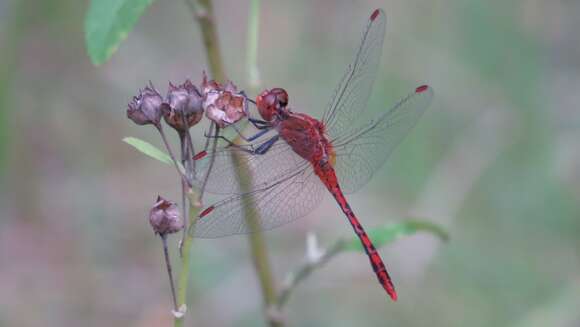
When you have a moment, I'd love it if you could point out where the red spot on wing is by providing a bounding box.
[199,206,214,218]
[415,85,429,93]
[370,9,381,21]
[193,150,207,160]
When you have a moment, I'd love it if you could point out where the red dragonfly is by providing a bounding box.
[193,9,433,301]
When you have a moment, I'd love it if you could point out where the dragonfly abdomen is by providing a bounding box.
[315,166,398,301]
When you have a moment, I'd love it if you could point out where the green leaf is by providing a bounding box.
[85,0,155,65]
[342,220,449,252]
[123,137,185,173]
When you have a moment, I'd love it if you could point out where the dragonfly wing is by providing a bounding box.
[323,9,386,138]
[192,140,306,195]
[194,166,325,238]
[332,85,433,194]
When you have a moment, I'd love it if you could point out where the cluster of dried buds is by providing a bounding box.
[127,74,250,236]
[127,74,252,312]
[126,74,248,132]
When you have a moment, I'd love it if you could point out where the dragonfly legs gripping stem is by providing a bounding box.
[202,130,280,156]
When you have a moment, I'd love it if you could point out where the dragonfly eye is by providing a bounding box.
[270,88,288,108]
[256,88,289,121]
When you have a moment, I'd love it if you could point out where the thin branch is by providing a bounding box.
[161,234,178,310]
[178,133,189,256]
[184,0,226,82]
[180,2,281,327]
[156,124,190,187]
[231,152,283,327]
[174,189,201,327]
[277,239,345,309]
[202,121,215,152]
[276,221,449,309]
[199,125,219,202]
[174,1,228,326]
[246,0,261,90]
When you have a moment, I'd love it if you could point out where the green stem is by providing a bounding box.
[184,0,226,82]
[178,133,189,255]
[231,153,283,327]
[246,0,261,90]
[174,190,200,327]
[161,234,178,310]
[156,124,190,186]
[198,125,219,202]
[180,1,281,326]
[236,6,281,323]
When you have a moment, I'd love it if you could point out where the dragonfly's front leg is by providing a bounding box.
[199,131,279,156]
[240,91,271,130]
[254,134,279,155]
[248,117,271,130]
[230,123,272,143]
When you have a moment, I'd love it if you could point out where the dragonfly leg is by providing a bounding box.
[240,90,257,105]
[202,131,250,148]
[201,131,260,154]
[254,134,279,155]
[230,124,272,142]
[246,128,271,142]
[248,117,272,130]
[201,129,278,155]
[226,134,279,155]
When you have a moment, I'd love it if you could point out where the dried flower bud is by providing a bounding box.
[163,80,204,132]
[127,83,164,126]
[201,71,222,94]
[201,77,248,128]
[149,196,183,235]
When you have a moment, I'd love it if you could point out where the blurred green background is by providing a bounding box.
[1,0,579,326]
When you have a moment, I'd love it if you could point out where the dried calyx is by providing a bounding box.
[127,82,164,126]
[149,196,183,236]
[163,80,204,132]
[201,73,248,128]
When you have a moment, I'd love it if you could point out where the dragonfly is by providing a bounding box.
[192,9,433,301]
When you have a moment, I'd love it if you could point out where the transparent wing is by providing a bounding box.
[331,86,434,194]
[192,140,306,195]
[193,167,325,238]
[322,9,386,137]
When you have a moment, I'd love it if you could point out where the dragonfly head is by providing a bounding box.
[256,88,289,122]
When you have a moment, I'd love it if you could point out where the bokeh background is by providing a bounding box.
[1,0,579,326]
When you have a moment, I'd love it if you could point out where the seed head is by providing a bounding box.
[149,196,183,236]
[163,80,204,132]
[201,75,248,128]
[127,82,164,126]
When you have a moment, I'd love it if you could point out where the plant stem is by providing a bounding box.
[231,153,283,327]
[161,234,178,310]
[236,5,281,323]
[156,124,190,186]
[174,189,200,327]
[184,0,226,82]
[179,115,197,175]
[202,121,215,152]
[277,240,345,309]
[182,1,281,326]
[178,133,189,256]
[246,0,261,90]
[198,125,219,202]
